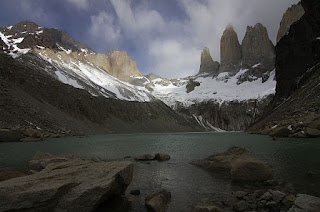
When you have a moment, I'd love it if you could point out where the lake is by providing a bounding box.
[0,132,319,211]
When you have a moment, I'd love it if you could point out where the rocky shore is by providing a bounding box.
[0,148,319,212]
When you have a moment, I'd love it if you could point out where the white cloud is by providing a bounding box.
[110,0,165,36]
[89,12,121,44]
[148,39,201,79]
[65,0,89,10]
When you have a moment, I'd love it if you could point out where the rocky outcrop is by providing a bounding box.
[241,23,275,73]
[186,79,200,93]
[0,153,133,212]
[107,50,143,82]
[249,0,320,136]
[191,147,273,183]
[276,3,305,43]
[198,47,220,75]
[220,25,242,73]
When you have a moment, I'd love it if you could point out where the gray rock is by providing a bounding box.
[192,205,222,212]
[191,147,273,183]
[186,79,200,93]
[198,47,220,76]
[277,3,305,43]
[270,190,286,202]
[0,153,133,212]
[266,201,278,209]
[134,154,155,161]
[281,195,296,209]
[155,153,170,162]
[305,127,320,138]
[145,189,171,212]
[260,192,273,201]
[233,200,249,212]
[235,191,248,199]
[288,194,320,212]
[220,25,242,73]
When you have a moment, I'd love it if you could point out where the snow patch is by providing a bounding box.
[36,45,45,50]
[55,70,83,89]
[7,26,13,30]
[252,63,261,68]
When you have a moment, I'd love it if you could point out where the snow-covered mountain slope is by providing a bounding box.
[144,70,276,108]
[0,22,153,102]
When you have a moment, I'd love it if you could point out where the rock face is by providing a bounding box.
[107,50,143,82]
[276,3,305,43]
[186,79,200,93]
[241,23,275,73]
[0,153,133,212]
[249,0,320,136]
[191,147,273,183]
[220,25,242,73]
[198,47,220,75]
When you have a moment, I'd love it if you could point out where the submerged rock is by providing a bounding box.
[0,153,133,212]
[191,147,273,183]
[145,189,171,212]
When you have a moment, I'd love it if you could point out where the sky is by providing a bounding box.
[0,0,299,79]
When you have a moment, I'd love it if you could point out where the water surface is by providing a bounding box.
[0,132,319,211]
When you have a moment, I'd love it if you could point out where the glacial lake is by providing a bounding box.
[0,132,319,211]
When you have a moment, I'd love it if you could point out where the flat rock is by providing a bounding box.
[0,153,133,212]
[145,189,171,212]
[288,194,320,212]
[191,147,273,183]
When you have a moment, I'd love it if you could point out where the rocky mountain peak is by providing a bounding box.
[220,24,242,73]
[241,23,275,72]
[106,50,143,81]
[198,47,220,76]
[276,3,304,43]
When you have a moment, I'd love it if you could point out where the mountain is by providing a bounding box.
[0,21,202,140]
[198,47,220,76]
[276,3,305,43]
[219,25,242,73]
[249,0,320,138]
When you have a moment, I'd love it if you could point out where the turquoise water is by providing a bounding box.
[0,132,319,211]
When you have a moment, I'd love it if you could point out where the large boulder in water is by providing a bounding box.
[191,147,273,183]
[145,189,171,212]
[0,153,133,212]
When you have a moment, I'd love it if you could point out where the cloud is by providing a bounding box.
[148,39,201,79]
[89,11,121,46]
[110,0,165,36]
[65,0,89,10]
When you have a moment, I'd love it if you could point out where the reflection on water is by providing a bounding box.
[0,132,319,211]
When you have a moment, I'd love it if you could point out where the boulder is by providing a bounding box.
[220,25,242,73]
[186,79,200,93]
[191,147,273,183]
[276,3,305,43]
[269,190,286,203]
[192,205,222,212]
[305,127,320,138]
[134,154,155,161]
[288,194,320,212]
[155,153,170,162]
[145,189,171,212]
[0,153,133,212]
[198,47,220,76]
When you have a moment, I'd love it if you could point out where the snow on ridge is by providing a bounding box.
[149,69,276,108]
[0,32,30,58]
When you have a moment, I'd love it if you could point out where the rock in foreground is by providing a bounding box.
[0,153,133,212]
[191,147,273,183]
[145,190,171,212]
[288,194,320,212]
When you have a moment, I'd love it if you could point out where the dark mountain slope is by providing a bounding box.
[0,52,202,141]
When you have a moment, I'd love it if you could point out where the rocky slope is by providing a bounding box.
[276,3,305,43]
[0,22,204,139]
[249,0,320,137]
